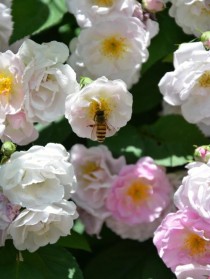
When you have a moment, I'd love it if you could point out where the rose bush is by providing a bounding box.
[1,0,210,279]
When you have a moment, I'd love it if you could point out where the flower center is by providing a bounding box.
[198,71,210,88]
[100,35,128,59]
[127,179,151,204]
[82,161,100,179]
[91,0,113,7]
[0,72,13,98]
[88,97,112,120]
[184,232,208,256]
[202,0,210,13]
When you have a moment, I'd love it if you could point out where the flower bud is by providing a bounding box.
[201,31,210,50]
[142,0,165,13]
[80,76,93,89]
[1,141,16,157]
[194,145,210,163]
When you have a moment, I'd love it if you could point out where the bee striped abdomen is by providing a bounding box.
[96,124,106,143]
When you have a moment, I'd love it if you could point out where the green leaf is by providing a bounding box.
[0,242,84,279]
[88,125,143,164]
[10,0,67,44]
[0,241,43,279]
[34,117,72,146]
[140,115,209,166]
[132,62,172,114]
[56,231,91,252]
[10,0,49,43]
[84,239,174,279]
[88,116,208,167]
[35,0,67,34]
[142,8,192,74]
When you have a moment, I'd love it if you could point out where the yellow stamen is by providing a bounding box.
[92,0,113,7]
[127,179,151,204]
[88,97,112,120]
[201,6,210,15]
[184,232,207,256]
[0,73,13,98]
[100,35,128,59]
[81,161,100,183]
[198,71,210,88]
[82,161,99,176]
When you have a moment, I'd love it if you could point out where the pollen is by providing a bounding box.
[198,71,210,87]
[201,6,210,15]
[88,97,112,120]
[0,72,13,97]
[184,232,207,256]
[81,161,100,181]
[91,0,113,7]
[100,35,128,59]
[127,179,151,204]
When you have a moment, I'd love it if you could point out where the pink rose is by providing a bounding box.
[70,144,126,235]
[154,209,210,271]
[106,157,173,225]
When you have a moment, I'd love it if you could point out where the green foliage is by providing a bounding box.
[10,0,67,44]
[10,0,49,43]
[35,117,72,146]
[141,9,192,74]
[0,242,83,279]
[56,231,91,252]
[132,63,172,114]
[84,239,175,279]
[89,115,208,167]
[35,0,67,34]
[88,125,143,164]
[139,115,209,166]
[3,1,210,279]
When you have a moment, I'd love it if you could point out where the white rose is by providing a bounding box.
[65,76,133,141]
[0,50,24,114]
[1,110,38,146]
[17,39,80,124]
[175,263,210,279]
[70,144,126,235]
[66,0,137,27]
[0,0,13,52]
[159,42,210,126]
[0,193,20,230]
[8,200,78,252]
[168,0,210,37]
[174,161,210,221]
[68,16,149,89]
[0,143,76,208]
[132,2,159,41]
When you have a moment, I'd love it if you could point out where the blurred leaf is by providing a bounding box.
[84,239,174,279]
[10,0,49,43]
[0,242,83,279]
[132,62,172,114]
[10,0,67,44]
[35,0,67,34]
[89,116,209,167]
[34,117,72,146]
[56,231,91,252]
[140,115,209,166]
[142,9,192,74]
[88,125,143,164]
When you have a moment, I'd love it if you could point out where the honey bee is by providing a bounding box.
[89,109,115,143]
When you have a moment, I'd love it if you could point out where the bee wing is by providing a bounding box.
[90,124,98,141]
[106,122,118,137]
